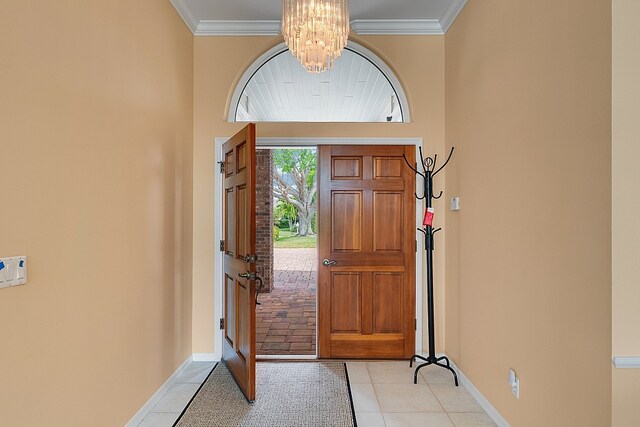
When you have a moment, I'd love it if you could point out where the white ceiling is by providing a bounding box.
[236,49,402,123]
[170,0,468,35]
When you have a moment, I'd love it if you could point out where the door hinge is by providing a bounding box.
[219,240,225,252]
[220,318,225,330]
[415,240,418,253]
[218,161,225,173]
[414,319,417,331]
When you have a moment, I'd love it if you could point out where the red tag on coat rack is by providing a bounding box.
[423,207,435,227]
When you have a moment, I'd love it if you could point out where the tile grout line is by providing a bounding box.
[445,412,457,427]
[365,362,388,427]
[140,363,217,425]
[426,381,448,413]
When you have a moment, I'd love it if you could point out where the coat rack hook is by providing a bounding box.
[403,154,424,178]
[432,147,455,177]
[432,190,444,200]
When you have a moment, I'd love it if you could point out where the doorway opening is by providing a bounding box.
[213,137,425,363]
[255,147,318,357]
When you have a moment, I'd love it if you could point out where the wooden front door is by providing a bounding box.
[318,145,416,359]
[222,124,256,401]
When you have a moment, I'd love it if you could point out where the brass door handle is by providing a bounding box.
[238,272,256,280]
[322,259,337,266]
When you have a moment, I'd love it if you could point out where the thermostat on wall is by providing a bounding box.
[450,197,460,211]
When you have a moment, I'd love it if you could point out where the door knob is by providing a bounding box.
[322,259,337,266]
[238,271,256,280]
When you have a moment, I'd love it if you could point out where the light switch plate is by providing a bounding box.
[0,260,8,288]
[0,270,9,288]
[0,256,27,287]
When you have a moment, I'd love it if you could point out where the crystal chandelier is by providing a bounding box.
[281,0,350,73]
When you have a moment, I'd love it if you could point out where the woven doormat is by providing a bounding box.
[174,362,356,427]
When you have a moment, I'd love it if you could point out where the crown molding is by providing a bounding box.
[170,0,468,36]
[350,19,444,35]
[169,0,198,33]
[196,20,281,36]
[440,0,468,33]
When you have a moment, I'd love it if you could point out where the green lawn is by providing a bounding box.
[274,230,317,248]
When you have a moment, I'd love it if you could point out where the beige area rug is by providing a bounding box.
[174,362,356,427]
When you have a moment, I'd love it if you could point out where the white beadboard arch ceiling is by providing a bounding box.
[228,41,411,123]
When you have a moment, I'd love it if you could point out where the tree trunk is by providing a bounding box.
[297,209,314,236]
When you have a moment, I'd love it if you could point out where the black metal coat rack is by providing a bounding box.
[403,146,459,386]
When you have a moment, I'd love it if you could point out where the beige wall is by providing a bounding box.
[444,0,612,425]
[2,0,628,423]
[192,35,447,354]
[0,1,194,425]
[612,0,640,424]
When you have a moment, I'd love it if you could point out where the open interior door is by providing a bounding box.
[222,123,256,401]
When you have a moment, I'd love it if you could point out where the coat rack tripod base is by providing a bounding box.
[410,354,459,386]
[404,146,459,387]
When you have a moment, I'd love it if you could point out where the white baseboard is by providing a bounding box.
[612,357,640,368]
[417,353,509,427]
[193,353,218,362]
[449,360,510,426]
[125,355,194,427]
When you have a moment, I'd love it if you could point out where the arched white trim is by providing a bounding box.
[227,41,412,123]
[345,41,411,122]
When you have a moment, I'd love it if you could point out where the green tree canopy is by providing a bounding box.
[272,149,317,236]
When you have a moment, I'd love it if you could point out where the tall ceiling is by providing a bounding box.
[171,0,468,123]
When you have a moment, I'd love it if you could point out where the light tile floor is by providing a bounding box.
[136,361,215,427]
[135,360,496,427]
[347,361,497,427]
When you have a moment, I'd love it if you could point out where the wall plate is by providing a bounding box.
[0,256,27,287]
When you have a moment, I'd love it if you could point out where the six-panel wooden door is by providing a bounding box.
[317,145,416,359]
[222,124,256,401]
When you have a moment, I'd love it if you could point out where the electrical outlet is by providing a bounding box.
[508,369,520,399]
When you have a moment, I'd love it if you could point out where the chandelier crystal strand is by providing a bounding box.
[282,0,349,73]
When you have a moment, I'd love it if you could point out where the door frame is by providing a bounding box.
[213,137,425,361]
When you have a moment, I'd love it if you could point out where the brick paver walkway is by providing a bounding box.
[256,248,317,355]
